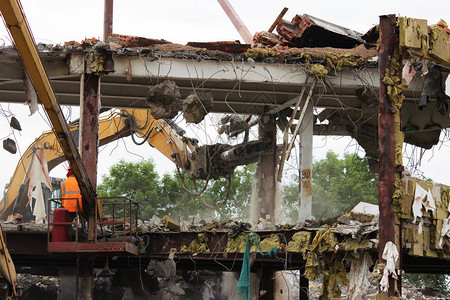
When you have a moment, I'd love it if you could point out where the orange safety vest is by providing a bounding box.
[60,176,82,212]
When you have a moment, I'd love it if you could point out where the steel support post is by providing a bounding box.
[80,73,100,241]
[378,14,401,296]
[103,0,113,41]
[76,256,95,300]
[76,72,100,300]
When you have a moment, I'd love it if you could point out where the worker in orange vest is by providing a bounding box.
[60,165,83,219]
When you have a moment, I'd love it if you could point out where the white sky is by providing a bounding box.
[0,0,449,191]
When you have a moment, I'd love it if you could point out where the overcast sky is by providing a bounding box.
[0,0,449,191]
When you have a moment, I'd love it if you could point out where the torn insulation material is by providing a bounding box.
[225,232,259,253]
[413,183,427,223]
[180,233,210,253]
[412,182,436,233]
[348,252,373,300]
[392,178,404,219]
[439,217,450,248]
[286,231,311,253]
[258,234,281,252]
[380,241,399,293]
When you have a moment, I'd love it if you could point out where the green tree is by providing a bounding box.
[98,159,255,221]
[403,273,449,296]
[97,159,161,218]
[282,151,378,221]
[313,151,378,218]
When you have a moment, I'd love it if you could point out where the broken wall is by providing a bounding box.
[397,175,450,259]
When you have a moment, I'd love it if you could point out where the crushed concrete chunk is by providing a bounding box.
[3,138,17,154]
[253,31,282,46]
[146,80,181,119]
[162,215,180,230]
[182,92,213,124]
[145,259,176,279]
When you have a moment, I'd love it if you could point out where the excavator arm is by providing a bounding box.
[0,108,246,220]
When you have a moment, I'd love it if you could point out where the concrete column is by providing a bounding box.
[274,271,289,300]
[298,100,313,223]
[58,267,77,300]
[260,270,274,299]
[76,256,95,300]
[249,115,280,224]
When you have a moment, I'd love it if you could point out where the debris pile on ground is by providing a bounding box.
[16,274,59,300]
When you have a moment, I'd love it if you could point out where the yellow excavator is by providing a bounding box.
[0,224,16,299]
[0,108,247,222]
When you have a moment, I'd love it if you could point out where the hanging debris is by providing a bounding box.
[146,80,181,119]
[217,115,251,141]
[182,92,213,124]
[272,14,365,49]
[3,138,16,154]
[9,117,21,131]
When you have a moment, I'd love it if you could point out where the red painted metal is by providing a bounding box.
[51,208,69,242]
[47,196,138,255]
[103,0,113,41]
[268,7,288,33]
[378,14,398,296]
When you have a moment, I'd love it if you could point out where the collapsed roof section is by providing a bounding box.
[0,14,449,162]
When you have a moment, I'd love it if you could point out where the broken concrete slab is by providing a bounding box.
[276,14,365,48]
[253,31,282,46]
[187,41,250,54]
[161,215,180,231]
[3,138,16,154]
[145,259,176,279]
[107,33,170,48]
[182,92,213,124]
[146,80,181,119]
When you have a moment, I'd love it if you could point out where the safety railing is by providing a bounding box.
[47,196,139,253]
[95,196,139,244]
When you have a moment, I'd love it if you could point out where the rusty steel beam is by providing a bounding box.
[268,7,288,33]
[103,0,113,41]
[0,0,97,210]
[80,74,100,189]
[80,73,100,243]
[378,14,398,296]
